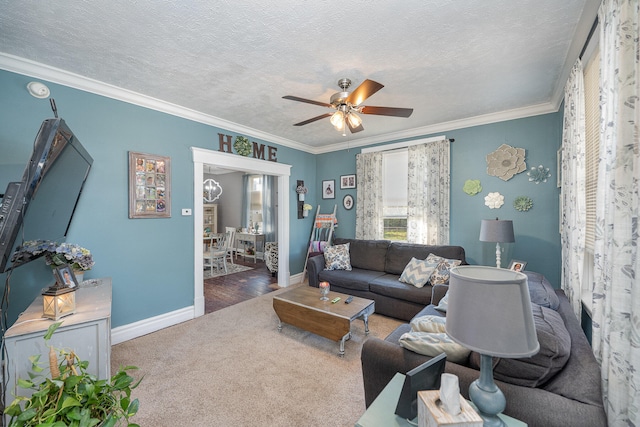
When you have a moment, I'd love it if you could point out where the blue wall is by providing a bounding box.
[1,68,563,330]
[318,112,563,286]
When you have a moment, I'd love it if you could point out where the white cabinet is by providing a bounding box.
[3,279,112,410]
[204,203,218,236]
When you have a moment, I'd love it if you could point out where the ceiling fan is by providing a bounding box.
[283,78,413,135]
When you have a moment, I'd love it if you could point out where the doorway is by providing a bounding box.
[191,147,291,318]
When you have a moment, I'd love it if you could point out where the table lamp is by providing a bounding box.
[479,219,514,268]
[446,265,539,427]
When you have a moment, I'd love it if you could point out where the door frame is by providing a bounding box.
[191,147,291,317]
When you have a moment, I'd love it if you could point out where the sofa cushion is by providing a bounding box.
[425,254,462,285]
[399,332,470,363]
[333,238,390,272]
[470,304,571,387]
[399,257,438,288]
[369,275,433,305]
[410,315,447,333]
[324,243,352,271]
[434,292,449,313]
[318,268,385,292]
[522,271,560,310]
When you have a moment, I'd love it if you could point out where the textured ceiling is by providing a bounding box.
[0,0,599,152]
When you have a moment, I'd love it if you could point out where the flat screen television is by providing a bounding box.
[0,118,93,272]
[395,352,447,420]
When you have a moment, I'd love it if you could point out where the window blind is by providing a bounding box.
[584,49,600,250]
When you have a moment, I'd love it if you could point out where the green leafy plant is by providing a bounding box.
[4,322,141,427]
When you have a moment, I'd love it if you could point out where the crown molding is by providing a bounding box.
[1,53,560,156]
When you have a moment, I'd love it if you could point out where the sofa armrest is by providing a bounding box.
[306,254,324,288]
[431,284,449,306]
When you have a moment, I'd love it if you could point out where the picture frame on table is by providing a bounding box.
[129,151,171,218]
[508,259,527,272]
[54,264,79,289]
[322,179,335,199]
[340,174,357,189]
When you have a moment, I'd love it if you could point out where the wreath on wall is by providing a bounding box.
[234,136,252,156]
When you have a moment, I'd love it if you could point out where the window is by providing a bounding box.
[249,175,263,230]
[382,150,408,241]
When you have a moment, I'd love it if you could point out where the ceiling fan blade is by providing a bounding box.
[360,105,414,118]
[348,121,364,133]
[283,95,333,108]
[293,113,332,126]
[346,79,384,106]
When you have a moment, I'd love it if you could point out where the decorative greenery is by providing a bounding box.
[233,136,252,156]
[296,185,308,194]
[302,204,313,211]
[463,179,482,195]
[12,240,95,271]
[486,144,527,181]
[514,196,534,212]
[527,164,552,184]
[4,322,141,427]
[484,192,505,209]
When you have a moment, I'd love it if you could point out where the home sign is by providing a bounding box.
[217,133,278,162]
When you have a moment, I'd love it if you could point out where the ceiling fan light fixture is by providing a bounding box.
[330,110,345,129]
[347,112,362,128]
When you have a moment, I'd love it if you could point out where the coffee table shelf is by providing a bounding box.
[273,286,375,356]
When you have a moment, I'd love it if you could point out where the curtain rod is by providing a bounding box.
[579,17,599,59]
[360,135,453,154]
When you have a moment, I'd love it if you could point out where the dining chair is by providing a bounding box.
[204,232,228,274]
[224,227,236,264]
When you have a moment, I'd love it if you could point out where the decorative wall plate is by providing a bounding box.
[527,165,552,184]
[514,196,533,212]
[486,144,526,181]
[484,192,504,209]
[463,179,482,195]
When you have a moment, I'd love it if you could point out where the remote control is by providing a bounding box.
[331,297,341,304]
[345,296,354,304]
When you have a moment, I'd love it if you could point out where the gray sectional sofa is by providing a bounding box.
[306,237,467,321]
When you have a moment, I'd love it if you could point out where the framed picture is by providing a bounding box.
[54,264,79,289]
[322,179,335,199]
[340,174,357,189]
[129,152,171,218]
[343,194,354,210]
[508,259,527,272]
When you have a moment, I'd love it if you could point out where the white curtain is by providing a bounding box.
[592,0,640,425]
[355,152,384,239]
[261,175,276,242]
[560,60,587,320]
[407,139,450,244]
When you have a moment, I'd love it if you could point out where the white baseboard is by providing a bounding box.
[289,272,304,285]
[111,306,194,345]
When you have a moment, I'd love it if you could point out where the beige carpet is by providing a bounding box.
[111,285,402,426]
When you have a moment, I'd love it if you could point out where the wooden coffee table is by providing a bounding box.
[272,286,375,356]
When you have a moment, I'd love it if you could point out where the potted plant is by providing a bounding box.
[12,240,95,282]
[296,185,308,201]
[302,204,313,217]
[4,322,141,427]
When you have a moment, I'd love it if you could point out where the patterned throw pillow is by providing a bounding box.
[426,253,462,285]
[399,257,438,288]
[324,243,352,271]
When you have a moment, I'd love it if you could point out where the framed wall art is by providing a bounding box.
[340,174,357,189]
[129,151,171,218]
[322,179,335,199]
[343,194,354,210]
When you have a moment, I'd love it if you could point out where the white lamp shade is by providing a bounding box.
[479,219,515,243]
[446,266,539,358]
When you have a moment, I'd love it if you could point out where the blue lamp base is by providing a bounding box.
[469,354,506,427]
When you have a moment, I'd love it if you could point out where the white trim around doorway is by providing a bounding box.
[191,147,292,317]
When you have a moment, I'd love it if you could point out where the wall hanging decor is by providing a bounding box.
[463,179,482,195]
[340,174,357,189]
[527,164,552,184]
[484,192,504,209]
[343,194,354,210]
[233,135,252,156]
[513,196,533,212]
[296,184,308,201]
[486,144,526,181]
[322,180,335,199]
[128,151,171,218]
[296,180,307,218]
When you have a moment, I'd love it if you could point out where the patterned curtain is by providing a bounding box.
[560,60,587,320]
[592,1,640,425]
[355,152,384,239]
[261,175,276,243]
[407,139,450,244]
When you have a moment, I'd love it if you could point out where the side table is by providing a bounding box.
[355,373,527,427]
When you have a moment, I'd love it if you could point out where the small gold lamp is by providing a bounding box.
[42,285,76,320]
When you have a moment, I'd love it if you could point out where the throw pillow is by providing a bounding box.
[399,257,438,288]
[522,271,560,310]
[323,243,352,271]
[399,332,470,363]
[434,291,449,313]
[469,304,571,387]
[410,315,447,333]
[426,253,462,285]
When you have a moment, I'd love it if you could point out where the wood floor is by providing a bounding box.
[203,256,279,314]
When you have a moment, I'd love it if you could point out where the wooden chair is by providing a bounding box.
[204,232,228,274]
[224,227,236,264]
